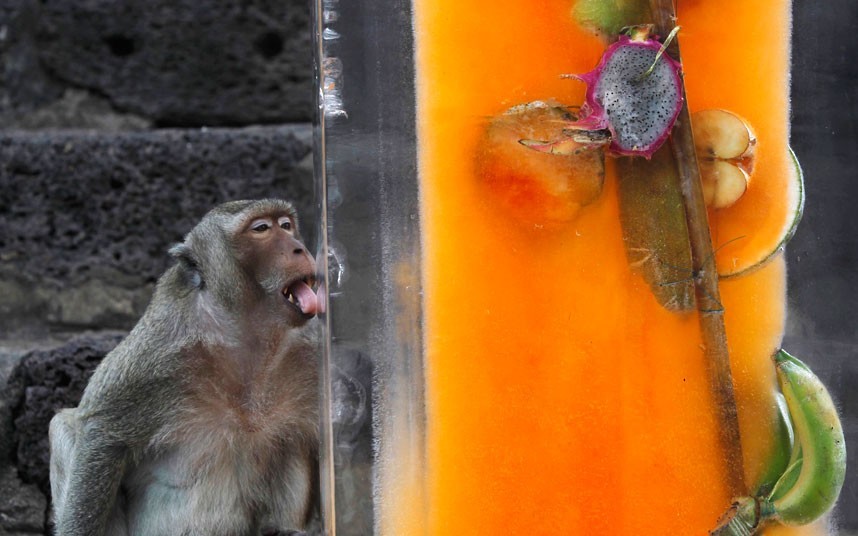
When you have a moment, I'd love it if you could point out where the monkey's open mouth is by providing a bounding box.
[284,276,320,317]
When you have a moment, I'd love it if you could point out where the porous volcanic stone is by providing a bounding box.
[0,467,47,534]
[0,126,313,286]
[4,333,124,495]
[33,0,312,126]
[0,0,65,119]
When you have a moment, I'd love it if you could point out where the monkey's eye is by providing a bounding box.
[278,216,294,233]
[250,219,272,233]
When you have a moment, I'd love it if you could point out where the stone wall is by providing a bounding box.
[0,1,314,533]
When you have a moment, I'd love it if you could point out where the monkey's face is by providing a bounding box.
[237,211,320,324]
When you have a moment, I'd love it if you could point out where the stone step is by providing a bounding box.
[1,0,312,127]
[0,125,314,335]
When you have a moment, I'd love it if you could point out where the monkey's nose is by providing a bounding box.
[293,247,305,255]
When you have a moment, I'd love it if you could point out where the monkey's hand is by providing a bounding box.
[54,421,129,536]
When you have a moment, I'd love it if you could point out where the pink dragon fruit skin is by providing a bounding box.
[570,33,683,158]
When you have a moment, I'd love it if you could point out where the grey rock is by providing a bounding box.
[0,125,314,288]
[4,89,152,131]
[0,265,154,335]
[0,273,44,324]
[0,467,46,534]
[0,342,64,389]
[0,1,65,118]
[4,333,125,495]
[0,269,53,342]
[42,278,155,329]
[33,0,312,126]
[0,399,13,463]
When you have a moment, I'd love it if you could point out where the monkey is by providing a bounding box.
[49,199,322,536]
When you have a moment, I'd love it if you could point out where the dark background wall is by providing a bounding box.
[0,0,855,535]
[788,2,858,534]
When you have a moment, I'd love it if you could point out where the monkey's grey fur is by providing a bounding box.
[49,199,320,536]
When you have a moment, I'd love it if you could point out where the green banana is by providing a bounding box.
[766,390,803,506]
[711,350,846,535]
[751,392,794,498]
[764,350,846,524]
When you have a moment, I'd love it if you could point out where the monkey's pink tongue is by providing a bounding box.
[289,281,320,315]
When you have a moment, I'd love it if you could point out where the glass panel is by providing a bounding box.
[313,0,425,534]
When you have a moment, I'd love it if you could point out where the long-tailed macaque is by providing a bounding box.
[49,199,322,536]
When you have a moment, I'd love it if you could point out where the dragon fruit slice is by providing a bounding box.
[573,26,683,157]
[521,26,683,159]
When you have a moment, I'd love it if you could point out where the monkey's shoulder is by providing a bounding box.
[78,338,181,412]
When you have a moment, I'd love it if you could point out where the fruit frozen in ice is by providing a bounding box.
[616,148,695,312]
[524,26,684,159]
[692,109,756,209]
[571,0,650,38]
[711,351,846,535]
[476,101,606,227]
[714,148,804,278]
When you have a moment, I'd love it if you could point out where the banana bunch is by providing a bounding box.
[711,350,847,535]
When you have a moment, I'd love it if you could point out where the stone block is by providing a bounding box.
[31,0,312,126]
[0,1,65,119]
[0,125,313,284]
[0,125,313,335]
[4,333,125,494]
[0,467,46,534]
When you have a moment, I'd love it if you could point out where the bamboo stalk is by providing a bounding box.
[648,0,746,495]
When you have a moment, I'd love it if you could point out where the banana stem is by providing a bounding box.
[647,0,746,495]
[711,497,761,536]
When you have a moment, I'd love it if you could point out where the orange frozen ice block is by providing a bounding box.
[406,0,804,533]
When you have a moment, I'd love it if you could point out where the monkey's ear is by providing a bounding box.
[168,243,204,289]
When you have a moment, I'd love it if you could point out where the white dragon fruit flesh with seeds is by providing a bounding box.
[570,32,683,158]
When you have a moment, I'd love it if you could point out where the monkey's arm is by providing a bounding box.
[54,419,129,536]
